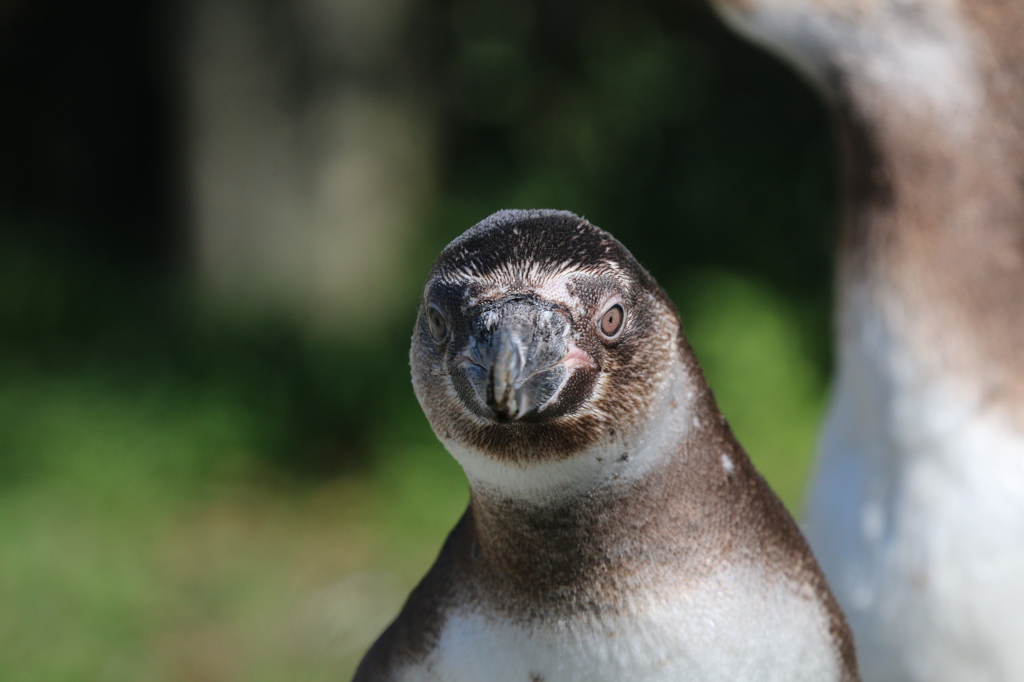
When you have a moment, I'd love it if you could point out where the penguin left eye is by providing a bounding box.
[427,305,448,341]
[598,304,625,338]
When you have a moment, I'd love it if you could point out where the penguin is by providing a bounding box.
[353,209,859,682]
[708,1,1024,680]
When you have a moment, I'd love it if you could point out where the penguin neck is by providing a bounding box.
[720,0,1024,400]
[459,355,752,602]
[823,1,1024,422]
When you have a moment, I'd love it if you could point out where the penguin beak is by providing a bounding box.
[457,298,594,422]
[486,326,530,420]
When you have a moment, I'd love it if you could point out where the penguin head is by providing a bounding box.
[411,210,683,474]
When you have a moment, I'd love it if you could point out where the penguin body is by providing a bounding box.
[353,210,858,682]
[709,1,1024,679]
[810,304,1024,681]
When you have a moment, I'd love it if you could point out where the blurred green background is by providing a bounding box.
[0,0,836,678]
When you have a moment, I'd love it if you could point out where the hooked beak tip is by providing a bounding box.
[487,361,528,421]
[484,328,529,421]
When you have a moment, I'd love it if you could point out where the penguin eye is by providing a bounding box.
[426,305,448,341]
[599,304,624,338]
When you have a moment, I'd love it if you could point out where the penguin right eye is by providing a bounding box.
[427,305,448,341]
[598,303,625,338]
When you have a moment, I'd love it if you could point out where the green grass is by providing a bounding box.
[0,367,467,681]
[0,268,826,680]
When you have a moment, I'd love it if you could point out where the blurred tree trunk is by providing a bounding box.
[181,0,435,337]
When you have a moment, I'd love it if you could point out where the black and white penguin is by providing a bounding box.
[353,209,859,682]
[709,1,1024,680]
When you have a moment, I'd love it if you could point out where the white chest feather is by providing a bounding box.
[392,566,842,682]
[805,301,1024,682]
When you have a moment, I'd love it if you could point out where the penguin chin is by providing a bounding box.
[437,381,681,504]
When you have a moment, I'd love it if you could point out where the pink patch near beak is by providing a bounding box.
[561,342,597,371]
